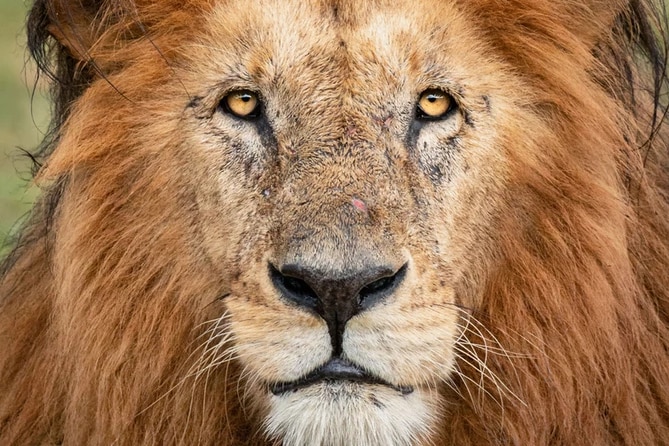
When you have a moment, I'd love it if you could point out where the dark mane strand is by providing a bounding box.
[624,0,669,150]
[26,0,96,168]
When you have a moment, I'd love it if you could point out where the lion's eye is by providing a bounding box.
[416,89,455,120]
[220,90,261,119]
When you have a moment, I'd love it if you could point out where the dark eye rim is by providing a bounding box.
[415,89,458,122]
[218,89,263,120]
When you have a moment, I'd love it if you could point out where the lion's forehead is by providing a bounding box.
[193,0,483,112]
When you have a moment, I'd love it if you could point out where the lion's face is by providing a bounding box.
[152,0,526,443]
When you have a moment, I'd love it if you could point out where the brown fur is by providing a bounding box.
[2,0,669,444]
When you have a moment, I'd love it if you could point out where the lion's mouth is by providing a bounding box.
[269,358,414,395]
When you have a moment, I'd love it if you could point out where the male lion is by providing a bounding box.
[1,0,669,444]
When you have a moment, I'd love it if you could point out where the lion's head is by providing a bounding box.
[2,0,669,444]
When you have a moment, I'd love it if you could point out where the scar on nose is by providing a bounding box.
[351,197,368,213]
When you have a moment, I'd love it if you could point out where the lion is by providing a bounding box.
[1,0,669,444]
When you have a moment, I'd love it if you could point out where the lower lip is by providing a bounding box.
[271,378,414,395]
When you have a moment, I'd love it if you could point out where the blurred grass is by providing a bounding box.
[0,0,49,251]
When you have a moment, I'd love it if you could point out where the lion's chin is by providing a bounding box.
[264,381,437,446]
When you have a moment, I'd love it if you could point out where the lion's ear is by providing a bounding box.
[475,0,638,51]
[43,0,125,61]
[570,0,626,45]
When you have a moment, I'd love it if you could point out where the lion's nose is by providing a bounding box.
[269,262,407,355]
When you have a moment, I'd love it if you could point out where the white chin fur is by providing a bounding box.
[264,382,436,446]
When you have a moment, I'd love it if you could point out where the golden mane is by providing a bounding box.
[1,0,669,444]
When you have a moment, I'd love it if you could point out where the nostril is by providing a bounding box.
[270,264,320,310]
[359,263,408,310]
[359,275,394,296]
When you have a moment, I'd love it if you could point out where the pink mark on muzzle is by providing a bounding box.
[351,197,368,213]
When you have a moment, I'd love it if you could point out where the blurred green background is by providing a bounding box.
[0,0,48,251]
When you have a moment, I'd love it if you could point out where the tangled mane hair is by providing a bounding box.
[1,0,669,444]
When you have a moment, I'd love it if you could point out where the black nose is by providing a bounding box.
[270,262,407,355]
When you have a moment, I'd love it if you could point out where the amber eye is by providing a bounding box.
[416,89,455,120]
[221,90,261,119]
